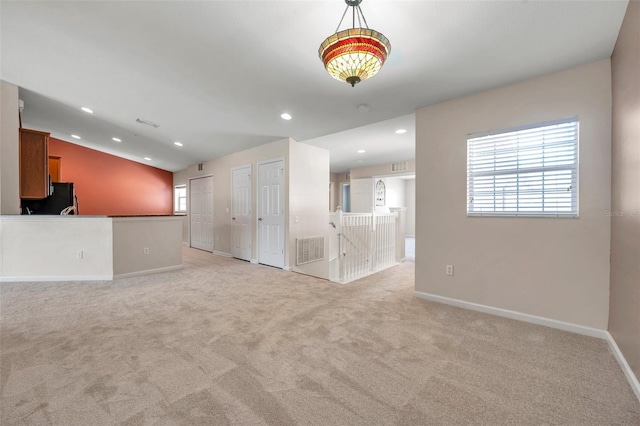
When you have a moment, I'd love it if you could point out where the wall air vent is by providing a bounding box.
[392,162,408,172]
[136,118,159,128]
[197,163,204,171]
[296,236,325,265]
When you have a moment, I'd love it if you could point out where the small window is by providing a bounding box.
[467,117,578,217]
[174,185,187,213]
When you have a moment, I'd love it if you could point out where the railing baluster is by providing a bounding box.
[334,210,398,283]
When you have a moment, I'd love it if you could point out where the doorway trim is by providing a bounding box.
[188,174,214,252]
[256,157,287,270]
[231,164,253,261]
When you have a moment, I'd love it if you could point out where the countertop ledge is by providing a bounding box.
[0,214,183,219]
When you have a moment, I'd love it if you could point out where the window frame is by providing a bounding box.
[174,184,187,214]
[466,117,579,218]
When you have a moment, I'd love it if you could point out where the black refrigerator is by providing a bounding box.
[22,182,77,215]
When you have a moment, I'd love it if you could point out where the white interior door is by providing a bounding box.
[258,159,284,268]
[231,165,252,261]
[190,176,214,252]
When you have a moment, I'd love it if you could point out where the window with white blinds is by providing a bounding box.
[174,185,187,213]
[467,117,578,217]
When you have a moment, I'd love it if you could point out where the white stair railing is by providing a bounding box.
[330,207,398,284]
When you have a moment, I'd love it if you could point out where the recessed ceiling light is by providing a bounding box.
[144,157,152,161]
[81,107,93,114]
[174,141,183,147]
[71,134,81,139]
[112,137,122,142]
[280,113,292,120]
[395,129,407,134]
[357,149,366,154]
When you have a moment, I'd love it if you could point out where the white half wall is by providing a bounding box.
[415,60,612,329]
[112,216,183,277]
[0,216,113,280]
[0,215,183,281]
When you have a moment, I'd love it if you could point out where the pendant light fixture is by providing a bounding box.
[319,0,391,87]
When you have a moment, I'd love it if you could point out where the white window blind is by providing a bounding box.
[467,117,578,217]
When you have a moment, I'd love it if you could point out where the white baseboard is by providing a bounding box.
[250,259,258,264]
[414,291,640,403]
[413,291,607,338]
[0,275,112,282]
[283,266,291,272]
[605,332,640,402]
[213,251,232,258]
[113,265,183,280]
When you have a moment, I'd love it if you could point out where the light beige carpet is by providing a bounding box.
[1,247,639,425]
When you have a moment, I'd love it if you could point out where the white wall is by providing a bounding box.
[183,138,331,279]
[112,216,183,277]
[186,138,290,262]
[376,177,405,208]
[0,80,20,215]
[350,178,373,213]
[288,140,330,279]
[609,0,640,380]
[405,179,416,236]
[0,216,113,280]
[349,160,415,180]
[0,216,183,281]
[416,60,612,329]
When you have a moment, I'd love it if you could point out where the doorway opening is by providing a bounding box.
[341,183,351,212]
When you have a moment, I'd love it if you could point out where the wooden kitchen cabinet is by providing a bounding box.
[19,128,50,199]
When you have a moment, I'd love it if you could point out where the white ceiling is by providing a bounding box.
[0,1,628,173]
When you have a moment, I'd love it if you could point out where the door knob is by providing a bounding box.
[258,217,263,221]
[232,217,236,220]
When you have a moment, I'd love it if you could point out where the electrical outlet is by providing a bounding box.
[143,247,150,255]
[446,264,454,276]
[77,250,84,259]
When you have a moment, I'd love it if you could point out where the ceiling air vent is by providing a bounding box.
[296,236,325,265]
[392,162,408,172]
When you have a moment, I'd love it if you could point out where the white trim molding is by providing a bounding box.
[414,291,607,338]
[113,265,183,280]
[0,275,112,282]
[414,291,640,403]
[605,332,640,402]
[213,251,232,258]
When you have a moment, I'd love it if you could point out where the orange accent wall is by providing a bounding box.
[48,138,173,215]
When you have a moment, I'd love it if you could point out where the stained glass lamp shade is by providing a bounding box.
[319,0,391,87]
